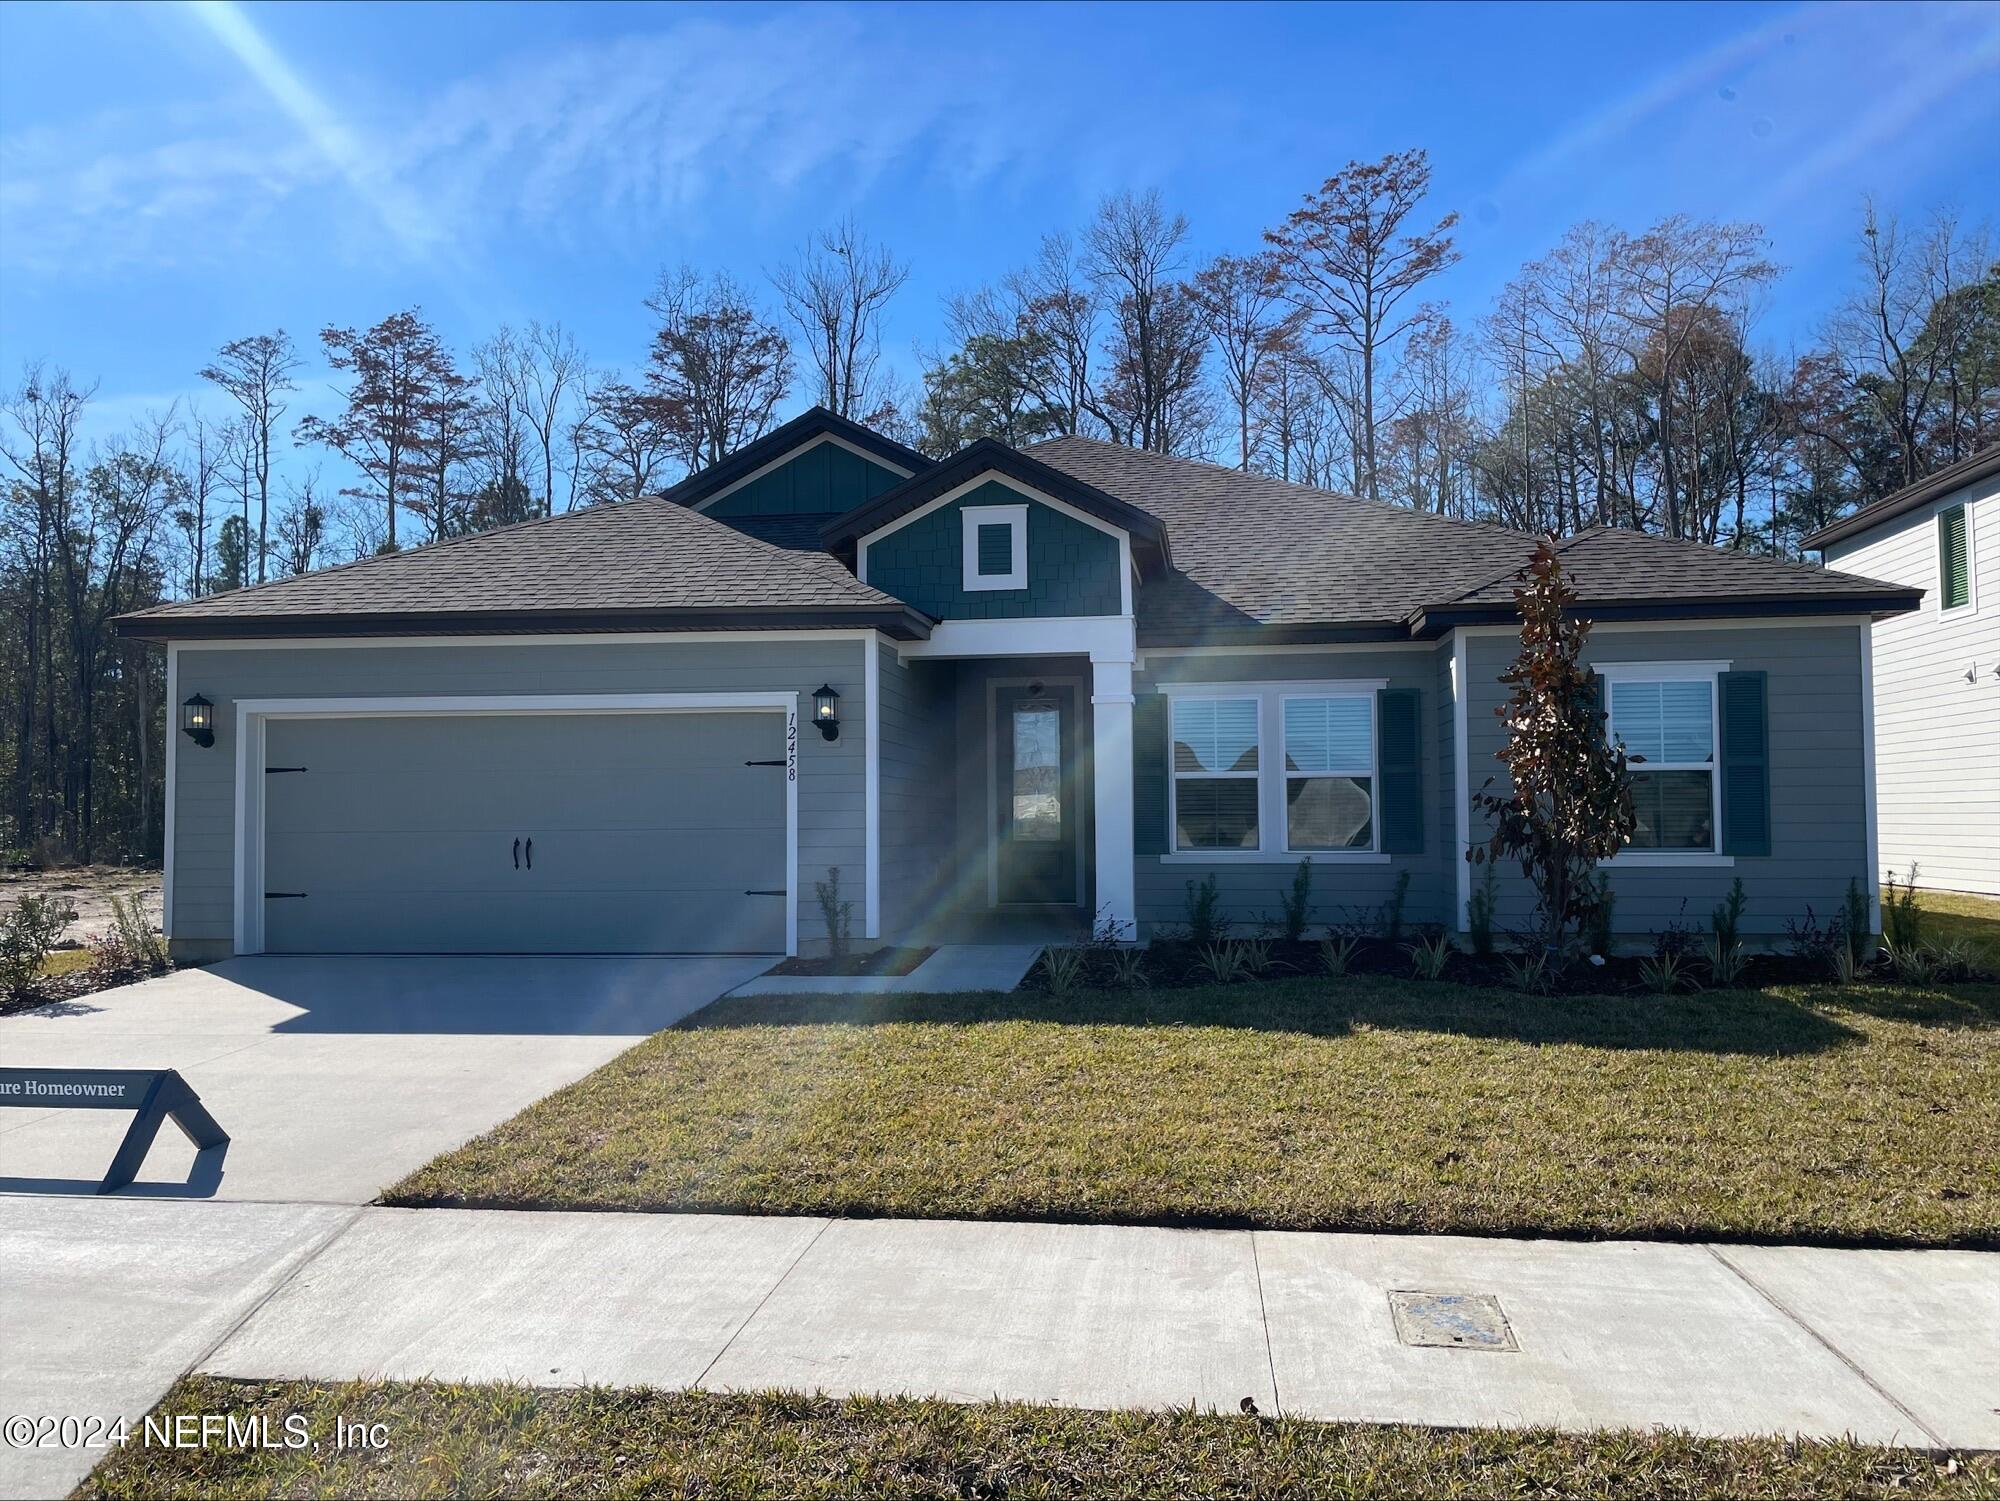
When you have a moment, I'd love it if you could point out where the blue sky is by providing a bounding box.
[2,0,1996,447]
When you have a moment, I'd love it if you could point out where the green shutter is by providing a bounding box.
[1376,688,1423,854]
[1134,692,1169,856]
[1719,670,1770,857]
[1938,505,1969,609]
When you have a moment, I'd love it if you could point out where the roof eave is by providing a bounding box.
[1803,445,2000,550]
[1408,590,1923,637]
[114,603,935,644]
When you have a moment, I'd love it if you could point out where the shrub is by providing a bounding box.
[1039,945,1086,996]
[1235,938,1274,976]
[1584,874,1615,958]
[814,866,853,960]
[1639,951,1690,994]
[1883,863,1923,952]
[1841,877,1873,966]
[1318,936,1357,977]
[1466,862,1498,957]
[1785,907,1842,975]
[1182,874,1225,947]
[1502,951,1550,994]
[1089,904,1133,948]
[96,892,168,974]
[1705,934,1747,988]
[1710,877,1747,953]
[1196,943,1253,985]
[1108,947,1149,989]
[1,894,77,994]
[1469,539,1636,958]
[1278,859,1314,943]
[1407,933,1453,980]
[1651,899,1699,963]
[1379,870,1412,943]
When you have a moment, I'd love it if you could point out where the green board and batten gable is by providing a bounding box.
[702,438,910,518]
[863,480,1125,619]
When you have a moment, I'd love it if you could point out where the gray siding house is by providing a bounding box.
[119,410,1920,961]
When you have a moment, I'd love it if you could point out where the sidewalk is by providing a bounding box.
[6,1199,1995,1498]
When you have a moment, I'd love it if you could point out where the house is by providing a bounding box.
[1806,446,2000,897]
[117,409,1923,960]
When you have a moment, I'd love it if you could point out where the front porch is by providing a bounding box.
[875,639,1135,951]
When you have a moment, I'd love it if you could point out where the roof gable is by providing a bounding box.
[663,407,930,514]
[821,438,1171,572]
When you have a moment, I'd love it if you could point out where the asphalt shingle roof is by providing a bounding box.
[117,495,925,638]
[1026,436,1917,638]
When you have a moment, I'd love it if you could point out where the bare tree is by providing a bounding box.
[646,268,793,469]
[173,406,227,598]
[1084,191,1211,453]
[1004,234,1099,437]
[770,219,910,420]
[575,380,676,503]
[1191,251,1305,469]
[1265,149,1460,500]
[1615,216,1778,538]
[296,310,451,552]
[520,321,585,515]
[199,332,301,584]
[273,469,327,576]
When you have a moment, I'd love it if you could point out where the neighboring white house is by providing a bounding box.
[1809,447,2000,897]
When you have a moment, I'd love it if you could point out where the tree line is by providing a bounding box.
[3,150,1994,863]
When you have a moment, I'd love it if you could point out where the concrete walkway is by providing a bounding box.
[727,943,1044,997]
[8,1201,1993,1499]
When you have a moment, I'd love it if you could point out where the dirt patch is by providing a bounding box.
[0,865,162,946]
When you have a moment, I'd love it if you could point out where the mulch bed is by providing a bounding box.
[1021,935,1975,996]
[1,958,171,1017]
[767,946,936,978]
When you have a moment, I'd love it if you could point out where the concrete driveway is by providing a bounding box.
[0,954,765,1203]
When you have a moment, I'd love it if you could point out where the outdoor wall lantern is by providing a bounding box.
[181,693,216,748]
[812,684,841,742]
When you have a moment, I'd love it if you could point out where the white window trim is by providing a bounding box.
[1161,679,1389,863]
[1937,502,1975,614]
[1595,661,1729,865]
[961,504,1028,591]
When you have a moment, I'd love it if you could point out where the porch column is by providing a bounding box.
[1091,652,1137,942]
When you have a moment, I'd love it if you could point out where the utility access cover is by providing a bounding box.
[1388,1291,1517,1351]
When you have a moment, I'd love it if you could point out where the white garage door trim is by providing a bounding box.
[232,693,801,957]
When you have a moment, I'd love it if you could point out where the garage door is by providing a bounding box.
[261,712,787,954]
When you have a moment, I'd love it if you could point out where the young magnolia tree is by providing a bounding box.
[1471,539,1635,957]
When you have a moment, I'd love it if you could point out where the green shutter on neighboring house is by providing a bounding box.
[1376,688,1423,854]
[1718,670,1770,857]
[1939,505,1969,609]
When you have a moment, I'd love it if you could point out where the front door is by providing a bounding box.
[995,684,1077,905]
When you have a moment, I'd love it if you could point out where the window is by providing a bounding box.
[1171,697,1260,850]
[1939,504,1970,611]
[1011,703,1062,841]
[1607,676,1717,851]
[1282,695,1375,850]
[1164,680,1393,858]
[961,504,1026,590]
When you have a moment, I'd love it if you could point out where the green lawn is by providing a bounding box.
[77,1379,1995,1501]
[1901,887,2000,966]
[37,946,93,979]
[388,972,2000,1248]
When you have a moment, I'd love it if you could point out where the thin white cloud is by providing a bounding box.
[0,5,1073,279]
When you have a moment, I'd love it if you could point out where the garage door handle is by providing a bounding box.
[744,759,785,767]
[512,838,520,870]
[524,838,532,870]
[744,889,785,896]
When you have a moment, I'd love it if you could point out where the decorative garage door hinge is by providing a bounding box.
[263,892,308,899]
[265,766,309,774]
